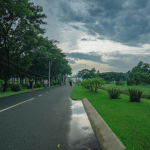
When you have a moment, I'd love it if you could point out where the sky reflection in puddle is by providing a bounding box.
[69,100,101,150]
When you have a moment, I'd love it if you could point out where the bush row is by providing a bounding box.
[82,77,106,92]
[101,86,143,102]
[115,81,124,86]
[1,80,60,92]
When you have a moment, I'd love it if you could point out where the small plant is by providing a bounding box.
[107,88,121,99]
[11,84,22,92]
[128,89,143,102]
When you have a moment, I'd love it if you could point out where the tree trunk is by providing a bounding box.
[3,75,8,92]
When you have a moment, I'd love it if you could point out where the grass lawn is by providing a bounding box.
[0,85,59,98]
[102,83,150,99]
[71,84,150,150]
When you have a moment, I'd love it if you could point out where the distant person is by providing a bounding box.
[69,80,72,87]
[60,81,61,85]
[44,79,48,89]
[29,79,34,92]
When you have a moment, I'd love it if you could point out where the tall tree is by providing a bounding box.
[0,0,46,91]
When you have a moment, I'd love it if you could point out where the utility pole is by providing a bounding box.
[49,57,56,87]
[49,61,50,87]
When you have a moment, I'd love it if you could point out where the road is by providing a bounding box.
[0,84,101,150]
[0,85,73,150]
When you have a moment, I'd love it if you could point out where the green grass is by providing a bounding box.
[71,84,150,150]
[0,85,59,98]
[102,83,150,99]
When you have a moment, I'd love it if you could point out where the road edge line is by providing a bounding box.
[0,98,35,113]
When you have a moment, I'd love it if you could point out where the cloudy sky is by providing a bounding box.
[30,0,150,74]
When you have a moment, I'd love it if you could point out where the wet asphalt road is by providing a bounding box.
[0,85,73,150]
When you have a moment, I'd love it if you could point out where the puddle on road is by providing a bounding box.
[69,100,101,150]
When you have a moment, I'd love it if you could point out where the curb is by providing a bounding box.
[81,98,126,150]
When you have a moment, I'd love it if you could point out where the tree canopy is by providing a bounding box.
[0,0,72,92]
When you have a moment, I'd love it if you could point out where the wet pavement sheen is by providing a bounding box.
[69,100,101,150]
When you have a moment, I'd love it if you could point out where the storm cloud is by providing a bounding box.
[56,0,150,47]
[67,51,150,72]
[30,0,150,74]
[66,52,103,63]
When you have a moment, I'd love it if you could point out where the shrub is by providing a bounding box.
[51,80,58,86]
[107,88,121,99]
[128,89,143,102]
[91,77,106,92]
[37,83,42,88]
[82,77,105,92]
[22,84,28,88]
[106,81,110,84]
[11,84,22,92]
[34,84,37,88]
[116,81,124,86]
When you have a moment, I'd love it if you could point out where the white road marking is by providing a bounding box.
[0,98,35,113]
[38,95,42,96]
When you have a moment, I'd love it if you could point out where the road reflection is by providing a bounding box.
[69,100,101,150]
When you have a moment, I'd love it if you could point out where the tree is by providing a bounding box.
[0,0,46,91]
[133,72,141,85]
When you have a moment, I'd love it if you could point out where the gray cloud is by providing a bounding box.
[104,51,150,72]
[67,58,76,64]
[58,1,84,22]
[81,38,88,41]
[54,0,150,47]
[66,52,103,63]
[66,51,150,72]
[71,25,80,30]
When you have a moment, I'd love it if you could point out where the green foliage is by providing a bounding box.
[71,84,150,150]
[133,72,142,85]
[82,77,105,92]
[22,84,29,89]
[37,83,42,88]
[128,89,143,102]
[11,84,22,92]
[34,84,37,88]
[106,81,111,84]
[127,77,135,86]
[77,68,126,81]
[0,1,72,92]
[0,80,4,91]
[115,81,124,85]
[102,83,150,100]
[127,61,150,86]
[107,88,121,99]
[51,80,58,86]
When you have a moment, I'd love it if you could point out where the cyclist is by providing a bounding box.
[44,79,48,89]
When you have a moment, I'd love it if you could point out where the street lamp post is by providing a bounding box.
[49,58,56,87]
[49,61,50,87]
